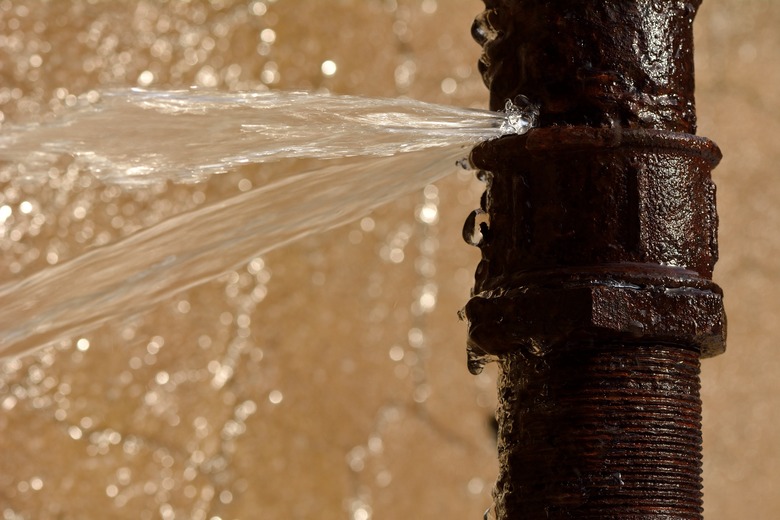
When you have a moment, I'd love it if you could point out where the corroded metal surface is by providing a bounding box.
[465,0,725,518]
[473,0,701,131]
[494,344,704,519]
[468,128,726,360]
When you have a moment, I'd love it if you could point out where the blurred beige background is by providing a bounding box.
[0,0,776,518]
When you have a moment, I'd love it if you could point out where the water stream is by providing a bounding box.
[0,89,523,184]
[0,90,536,358]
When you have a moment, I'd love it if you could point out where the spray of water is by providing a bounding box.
[0,90,538,357]
[0,89,530,185]
[0,146,469,357]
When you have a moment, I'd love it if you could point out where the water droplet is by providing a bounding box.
[388,345,404,361]
[368,435,383,454]
[462,209,490,247]
[260,28,276,44]
[268,390,283,404]
[441,77,457,94]
[137,70,154,87]
[476,170,490,182]
[250,1,268,15]
[467,343,497,375]
[376,470,392,487]
[413,383,431,403]
[467,477,484,494]
[499,96,539,136]
[417,202,438,224]
[408,327,424,348]
[421,0,437,14]
[347,446,366,472]
[321,60,337,76]
[472,10,498,46]
[2,396,17,410]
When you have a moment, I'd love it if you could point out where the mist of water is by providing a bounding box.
[0,89,538,358]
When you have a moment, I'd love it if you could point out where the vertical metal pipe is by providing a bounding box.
[464,1,726,518]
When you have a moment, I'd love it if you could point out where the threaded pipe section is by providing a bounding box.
[494,343,703,519]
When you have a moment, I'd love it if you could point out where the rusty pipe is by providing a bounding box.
[463,1,725,518]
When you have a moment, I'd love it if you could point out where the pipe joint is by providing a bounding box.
[465,274,725,364]
[468,127,722,285]
[463,126,726,364]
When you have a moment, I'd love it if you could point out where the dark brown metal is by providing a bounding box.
[472,0,700,130]
[494,344,704,519]
[463,1,725,518]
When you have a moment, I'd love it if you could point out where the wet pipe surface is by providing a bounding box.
[465,1,725,518]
